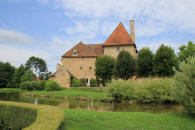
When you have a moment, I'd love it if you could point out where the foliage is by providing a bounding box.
[178,41,195,62]
[37,80,46,91]
[20,81,39,91]
[45,80,61,91]
[95,55,115,85]
[0,101,64,130]
[0,62,15,88]
[80,78,87,87]
[138,47,154,76]
[20,70,35,83]
[174,56,195,114]
[90,79,97,87]
[0,104,36,130]
[107,78,176,103]
[7,64,26,88]
[25,56,49,80]
[71,78,81,87]
[115,50,136,79]
[153,44,177,77]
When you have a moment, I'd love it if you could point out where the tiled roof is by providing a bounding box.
[62,42,104,57]
[104,23,134,46]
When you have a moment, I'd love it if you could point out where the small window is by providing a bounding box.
[80,67,82,70]
[73,50,77,56]
[117,47,120,51]
[89,67,92,70]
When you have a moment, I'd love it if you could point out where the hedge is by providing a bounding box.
[0,101,64,130]
[0,104,37,129]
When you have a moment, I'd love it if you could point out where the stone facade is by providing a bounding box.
[61,57,96,79]
[50,20,138,88]
[104,45,137,59]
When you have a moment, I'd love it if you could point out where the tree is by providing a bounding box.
[153,44,177,77]
[138,47,153,77]
[174,56,195,114]
[20,70,35,83]
[115,50,136,80]
[7,64,26,88]
[0,62,15,88]
[95,55,115,85]
[178,41,195,62]
[25,56,48,79]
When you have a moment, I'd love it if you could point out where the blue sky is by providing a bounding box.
[0,0,195,72]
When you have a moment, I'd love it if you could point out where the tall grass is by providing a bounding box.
[107,78,177,103]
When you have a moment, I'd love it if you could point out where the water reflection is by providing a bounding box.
[0,92,183,113]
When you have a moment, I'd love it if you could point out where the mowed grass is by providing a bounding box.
[0,88,22,92]
[23,88,110,101]
[63,109,195,130]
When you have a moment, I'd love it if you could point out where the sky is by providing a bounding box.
[0,0,195,72]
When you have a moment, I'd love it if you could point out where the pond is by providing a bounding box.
[0,92,183,113]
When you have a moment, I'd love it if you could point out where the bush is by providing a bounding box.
[115,50,136,79]
[90,79,97,87]
[20,81,36,91]
[20,70,35,83]
[45,80,61,91]
[107,78,176,103]
[174,56,195,114]
[36,80,46,91]
[71,78,81,87]
[80,78,87,87]
[0,104,37,130]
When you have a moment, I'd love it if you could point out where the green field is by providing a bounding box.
[63,109,195,130]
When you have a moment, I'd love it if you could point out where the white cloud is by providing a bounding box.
[0,29,37,44]
[56,0,195,36]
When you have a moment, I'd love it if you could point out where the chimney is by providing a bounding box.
[130,20,135,43]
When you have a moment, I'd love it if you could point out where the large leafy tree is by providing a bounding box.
[7,64,26,88]
[25,56,48,79]
[95,55,115,85]
[0,62,15,88]
[138,47,153,77]
[115,50,136,80]
[153,44,177,77]
[178,41,195,62]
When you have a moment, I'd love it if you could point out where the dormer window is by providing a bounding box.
[73,50,77,56]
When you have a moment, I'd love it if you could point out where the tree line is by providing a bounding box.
[0,56,50,88]
[95,41,195,85]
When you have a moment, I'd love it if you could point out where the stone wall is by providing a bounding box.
[104,45,137,59]
[62,57,96,79]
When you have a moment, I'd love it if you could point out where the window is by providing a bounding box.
[89,67,92,70]
[73,50,77,56]
[80,67,82,70]
[117,47,120,51]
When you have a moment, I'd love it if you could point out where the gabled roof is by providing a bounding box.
[104,23,134,46]
[62,42,104,58]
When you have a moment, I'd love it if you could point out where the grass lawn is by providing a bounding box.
[63,109,195,130]
[22,88,111,101]
[0,88,22,92]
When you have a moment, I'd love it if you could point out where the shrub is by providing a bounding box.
[45,80,61,91]
[36,80,46,91]
[174,56,195,114]
[90,79,97,87]
[115,50,136,79]
[71,78,81,87]
[153,44,177,77]
[20,81,34,91]
[0,104,37,130]
[80,78,87,87]
[138,47,154,77]
[107,78,176,103]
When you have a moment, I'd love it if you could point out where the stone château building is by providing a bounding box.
[50,20,138,88]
